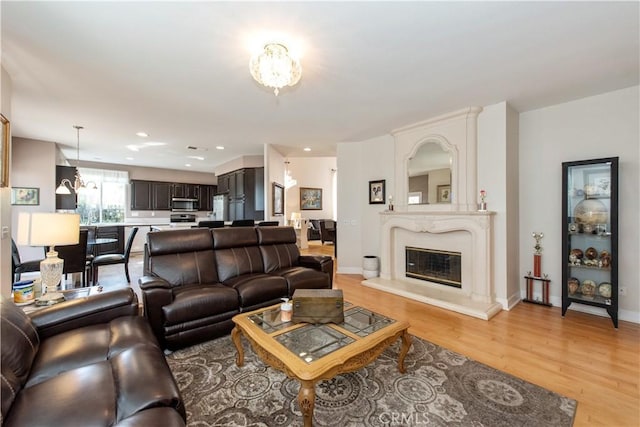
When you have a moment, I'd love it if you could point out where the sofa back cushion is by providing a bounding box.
[256,227,301,272]
[1,295,40,420]
[212,227,263,282]
[147,229,219,286]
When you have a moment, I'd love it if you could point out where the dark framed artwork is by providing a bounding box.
[1,114,9,187]
[369,179,385,204]
[272,182,284,215]
[300,187,322,210]
[11,187,40,205]
[437,185,451,203]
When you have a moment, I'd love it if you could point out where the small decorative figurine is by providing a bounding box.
[388,195,394,211]
[479,189,487,211]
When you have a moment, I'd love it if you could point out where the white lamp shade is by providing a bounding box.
[290,212,302,221]
[17,213,80,247]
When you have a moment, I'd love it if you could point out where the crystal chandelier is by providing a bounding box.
[56,125,97,194]
[249,43,302,96]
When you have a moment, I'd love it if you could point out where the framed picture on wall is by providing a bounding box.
[272,182,284,215]
[300,187,323,210]
[1,114,9,188]
[369,179,385,204]
[11,187,40,205]
[437,185,451,203]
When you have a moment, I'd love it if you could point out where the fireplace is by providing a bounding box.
[406,247,462,288]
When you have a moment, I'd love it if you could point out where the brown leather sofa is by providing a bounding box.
[140,226,334,350]
[1,288,186,427]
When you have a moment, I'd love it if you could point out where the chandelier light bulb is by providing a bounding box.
[250,43,302,96]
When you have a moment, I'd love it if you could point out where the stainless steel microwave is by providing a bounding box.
[171,197,198,212]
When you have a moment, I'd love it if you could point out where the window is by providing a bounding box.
[76,168,128,224]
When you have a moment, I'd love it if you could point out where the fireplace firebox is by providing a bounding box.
[405,247,462,288]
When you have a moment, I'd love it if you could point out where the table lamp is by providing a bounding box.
[17,212,80,301]
[290,212,302,228]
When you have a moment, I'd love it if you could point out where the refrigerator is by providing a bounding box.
[212,194,228,221]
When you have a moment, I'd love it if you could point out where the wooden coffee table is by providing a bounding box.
[231,303,411,427]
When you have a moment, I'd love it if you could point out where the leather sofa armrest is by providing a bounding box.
[29,288,139,340]
[139,275,172,290]
[299,255,334,287]
[139,275,174,348]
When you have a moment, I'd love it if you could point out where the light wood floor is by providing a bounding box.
[98,241,639,427]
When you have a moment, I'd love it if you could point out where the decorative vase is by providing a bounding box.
[479,202,487,211]
[574,198,608,225]
[362,256,379,279]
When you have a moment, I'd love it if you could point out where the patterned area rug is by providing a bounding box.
[166,335,576,426]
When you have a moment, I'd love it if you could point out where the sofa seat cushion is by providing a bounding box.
[25,316,158,388]
[163,284,239,326]
[223,274,287,308]
[5,345,183,427]
[274,266,331,295]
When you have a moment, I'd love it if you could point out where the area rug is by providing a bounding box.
[166,335,576,426]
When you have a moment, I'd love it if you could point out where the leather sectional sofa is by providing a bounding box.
[140,226,334,351]
[1,288,185,427]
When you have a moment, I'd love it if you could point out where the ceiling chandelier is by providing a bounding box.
[249,43,302,96]
[55,125,97,195]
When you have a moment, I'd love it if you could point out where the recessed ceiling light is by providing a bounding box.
[126,156,134,160]
[303,147,311,152]
[216,146,225,150]
[185,163,192,167]
[144,141,166,146]
[136,132,148,138]
[187,155,205,161]
[126,145,140,152]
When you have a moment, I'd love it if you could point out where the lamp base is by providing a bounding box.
[40,248,64,296]
[36,292,65,305]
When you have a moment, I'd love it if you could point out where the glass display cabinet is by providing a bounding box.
[562,157,618,327]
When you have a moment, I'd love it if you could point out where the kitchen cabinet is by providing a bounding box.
[216,175,230,194]
[130,180,152,210]
[562,157,618,328]
[152,182,172,210]
[172,183,199,199]
[198,185,216,212]
[216,168,264,221]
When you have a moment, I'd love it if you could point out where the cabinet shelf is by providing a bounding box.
[562,157,618,328]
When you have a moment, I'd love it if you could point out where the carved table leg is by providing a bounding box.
[298,380,316,427]
[231,326,244,367]
[397,329,412,373]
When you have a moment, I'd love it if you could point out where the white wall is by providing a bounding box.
[285,157,337,222]
[0,66,13,295]
[264,145,285,224]
[337,135,394,274]
[10,137,57,262]
[519,86,639,323]
[478,102,521,309]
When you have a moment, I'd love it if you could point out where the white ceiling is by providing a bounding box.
[2,2,638,174]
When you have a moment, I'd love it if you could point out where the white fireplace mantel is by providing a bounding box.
[362,210,503,320]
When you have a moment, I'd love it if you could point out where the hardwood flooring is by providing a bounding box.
[96,241,639,427]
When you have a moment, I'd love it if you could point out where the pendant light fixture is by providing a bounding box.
[56,125,97,194]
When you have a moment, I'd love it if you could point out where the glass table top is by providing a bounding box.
[247,303,396,364]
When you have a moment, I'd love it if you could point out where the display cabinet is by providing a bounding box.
[562,157,618,327]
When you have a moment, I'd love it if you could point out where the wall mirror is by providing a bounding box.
[407,142,452,204]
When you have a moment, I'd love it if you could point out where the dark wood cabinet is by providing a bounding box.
[562,157,618,328]
[198,185,216,212]
[216,168,264,221]
[152,182,172,210]
[216,175,230,194]
[56,165,77,210]
[130,180,152,210]
[131,180,215,211]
